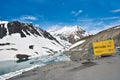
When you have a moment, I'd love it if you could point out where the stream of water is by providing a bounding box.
[0,53,70,76]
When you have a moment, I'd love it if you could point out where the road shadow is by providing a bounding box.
[69,62,97,72]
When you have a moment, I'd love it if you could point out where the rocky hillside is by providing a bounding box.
[65,25,120,61]
[0,21,64,61]
[0,21,59,42]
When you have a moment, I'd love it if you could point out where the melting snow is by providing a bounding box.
[69,40,86,49]
[0,53,70,80]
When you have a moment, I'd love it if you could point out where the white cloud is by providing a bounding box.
[12,15,38,23]
[104,19,120,29]
[77,18,93,22]
[100,17,120,20]
[72,10,83,16]
[82,21,105,34]
[47,18,120,35]
[88,20,120,34]
[20,15,38,21]
[47,25,62,31]
[74,16,120,34]
[88,29,102,35]
[35,24,40,27]
[111,9,120,13]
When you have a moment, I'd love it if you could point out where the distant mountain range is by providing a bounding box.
[2,20,119,62]
[48,25,89,44]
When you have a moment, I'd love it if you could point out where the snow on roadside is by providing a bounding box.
[69,40,86,50]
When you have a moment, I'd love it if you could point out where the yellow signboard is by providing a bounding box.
[93,40,115,57]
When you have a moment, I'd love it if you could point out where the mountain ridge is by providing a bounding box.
[48,25,89,44]
[0,21,64,61]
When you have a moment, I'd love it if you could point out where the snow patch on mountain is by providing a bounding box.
[48,25,89,44]
[0,21,64,61]
[69,40,86,50]
[48,25,87,36]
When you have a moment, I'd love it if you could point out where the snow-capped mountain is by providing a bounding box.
[48,25,89,44]
[0,21,64,61]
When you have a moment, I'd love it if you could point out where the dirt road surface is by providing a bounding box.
[8,55,120,80]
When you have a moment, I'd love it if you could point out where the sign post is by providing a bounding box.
[93,40,115,57]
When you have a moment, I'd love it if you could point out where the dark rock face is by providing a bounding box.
[68,30,86,44]
[0,21,45,38]
[22,23,41,37]
[36,27,60,44]
[0,24,7,38]
[7,21,26,37]
[0,21,61,44]
[7,21,41,37]
[16,54,30,60]
[29,45,34,49]
[0,43,10,46]
[43,31,60,43]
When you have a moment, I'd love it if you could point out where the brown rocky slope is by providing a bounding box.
[64,25,120,61]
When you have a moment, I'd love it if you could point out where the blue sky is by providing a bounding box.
[0,0,120,33]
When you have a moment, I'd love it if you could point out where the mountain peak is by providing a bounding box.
[48,25,89,44]
[48,25,85,35]
[0,21,58,41]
